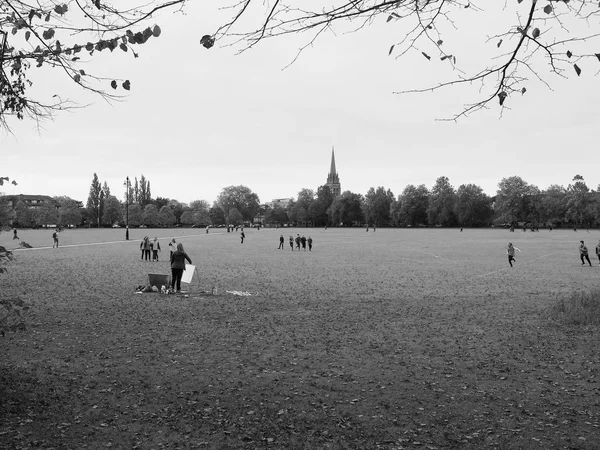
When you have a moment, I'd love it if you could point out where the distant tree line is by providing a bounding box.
[1,174,599,229]
[267,174,600,229]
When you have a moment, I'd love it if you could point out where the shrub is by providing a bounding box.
[0,246,29,336]
[547,289,600,325]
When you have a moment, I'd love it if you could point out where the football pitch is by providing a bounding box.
[1,227,599,449]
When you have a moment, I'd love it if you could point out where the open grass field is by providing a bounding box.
[1,227,599,449]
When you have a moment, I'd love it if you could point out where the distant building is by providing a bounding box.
[1,194,54,209]
[325,147,341,197]
[266,198,292,210]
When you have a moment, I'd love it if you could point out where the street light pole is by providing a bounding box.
[124,176,130,240]
[98,189,103,229]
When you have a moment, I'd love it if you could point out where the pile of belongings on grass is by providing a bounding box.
[135,284,177,294]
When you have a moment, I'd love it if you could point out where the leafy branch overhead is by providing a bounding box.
[2,1,600,126]
[0,0,173,128]
[202,0,600,119]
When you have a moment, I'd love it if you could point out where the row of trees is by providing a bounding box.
[265,175,600,228]
[3,174,600,229]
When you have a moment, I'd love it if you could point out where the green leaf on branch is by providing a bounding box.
[42,28,55,40]
[74,74,81,83]
[200,35,215,49]
[574,63,581,76]
[566,50,572,58]
[532,28,540,38]
[421,52,431,60]
[54,4,68,15]
[111,80,117,89]
[152,25,161,37]
[25,31,31,41]
[388,44,394,56]
[498,91,507,106]
[120,43,128,52]
[595,53,600,62]
[543,4,552,14]
[122,80,131,91]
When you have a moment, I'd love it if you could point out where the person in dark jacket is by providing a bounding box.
[278,234,284,249]
[170,243,192,292]
[580,240,592,267]
[152,237,161,261]
[140,236,151,261]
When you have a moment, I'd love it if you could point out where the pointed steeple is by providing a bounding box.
[325,146,341,197]
[330,146,337,176]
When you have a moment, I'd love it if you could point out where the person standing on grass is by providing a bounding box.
[289,235,294,251]
[13,229,19,240]
[52,229,59,248]
[170,243,192,293]
[152,237,161,261]
[240,229,245,244]
[140,236,151,261]
[278,234,284,250]
[295,234,301,250]
[307,236,313,251]
[579,241,592,266]
[506,242,519,267]
[301,235,307,251]
[595,241,600,266]
[169,238,177,259]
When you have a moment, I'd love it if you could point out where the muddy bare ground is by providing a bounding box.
[1,228,599,449]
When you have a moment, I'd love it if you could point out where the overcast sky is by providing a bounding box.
[2,1,599,205]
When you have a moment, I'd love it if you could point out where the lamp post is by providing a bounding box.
[124,176,130,240]
[97,189,104,229]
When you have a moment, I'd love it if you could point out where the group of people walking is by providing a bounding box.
[278,234,313,251]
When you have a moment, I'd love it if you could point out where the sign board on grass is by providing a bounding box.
[181,264,196,284]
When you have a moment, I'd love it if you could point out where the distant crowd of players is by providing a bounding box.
[278,234,313,251]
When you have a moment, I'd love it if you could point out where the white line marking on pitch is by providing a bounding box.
[476,252,558,278]
[11,233,223,252]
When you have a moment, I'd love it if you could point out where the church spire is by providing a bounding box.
[326,146,341,197]
[330,146,337,176]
